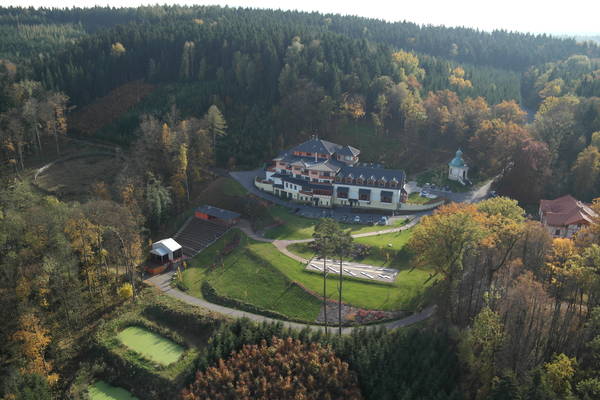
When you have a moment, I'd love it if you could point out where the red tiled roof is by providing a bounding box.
[540,195,597,227]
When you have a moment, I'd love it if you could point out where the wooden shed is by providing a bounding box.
[194,205,241,227]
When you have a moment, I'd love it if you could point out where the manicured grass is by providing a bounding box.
[88,381,138,400]
[289,229,414,269]
[407,192,434,204]
[264,205,407,240]
[258,239,431,311]
[182,228,433,317]
[182,230,322,321]
[117,326,184,365]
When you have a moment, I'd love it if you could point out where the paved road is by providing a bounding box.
[145,270,437,334]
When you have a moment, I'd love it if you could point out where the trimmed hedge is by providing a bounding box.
[90,290,225,399]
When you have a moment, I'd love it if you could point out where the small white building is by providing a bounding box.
[150,238,183,264]
[448,149,469,184]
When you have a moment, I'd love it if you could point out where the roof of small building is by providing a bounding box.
[196,205,241,221]
[540,195,597,227]
[336,145,361,157]
[152,238,182,254]
[449,149,466,168]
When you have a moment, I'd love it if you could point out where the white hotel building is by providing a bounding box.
[254,137,408,211]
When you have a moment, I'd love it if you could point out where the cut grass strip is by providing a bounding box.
[117,326,184,365]
[88,381,138,400]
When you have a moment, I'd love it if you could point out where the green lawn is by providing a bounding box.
[289,229,414,269]
[182,229,433,316]
[264,206,407,240]
[407,192,434,204]
[117,326,184,365]
[182,230,322,321]
[88,381,138,400]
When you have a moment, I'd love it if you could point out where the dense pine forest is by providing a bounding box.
[1,5,600,400]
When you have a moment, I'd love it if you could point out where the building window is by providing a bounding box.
[356,178,363,185]
[380,192,393,203]
[345,177,353,184]
[555,229,561,236]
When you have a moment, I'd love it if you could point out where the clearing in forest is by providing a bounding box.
[117,326,184,365]
[88,381,138,400]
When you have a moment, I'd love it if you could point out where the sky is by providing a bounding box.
[6,0,600,35]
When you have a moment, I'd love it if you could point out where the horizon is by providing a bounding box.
[4,0,600,36]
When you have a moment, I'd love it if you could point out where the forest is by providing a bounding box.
[1,4,600,400]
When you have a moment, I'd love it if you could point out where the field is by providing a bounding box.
[182,230,322,321]
[35,154,124,200]
[117,326,185,365]
[88,381,138,400]
[263,206,407,240]
[181,229,433,317]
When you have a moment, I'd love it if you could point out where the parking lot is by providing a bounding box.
[295,207,397,226]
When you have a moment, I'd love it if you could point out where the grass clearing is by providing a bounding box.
[263,205,407,240]
[88,381,138,400]
[35,154,123,201]
[182,229,433,315]
[117,326,185,365]
[183,230,322,321]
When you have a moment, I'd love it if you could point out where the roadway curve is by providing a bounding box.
[145,216,435,333]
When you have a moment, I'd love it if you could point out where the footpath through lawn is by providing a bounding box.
[181,228,434,319]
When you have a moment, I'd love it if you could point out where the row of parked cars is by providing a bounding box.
[296,208,389,226]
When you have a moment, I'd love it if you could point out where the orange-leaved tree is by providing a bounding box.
[181,337,363,400]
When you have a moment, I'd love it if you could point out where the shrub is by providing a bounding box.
[117,283,134,301]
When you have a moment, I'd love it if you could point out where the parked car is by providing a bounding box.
[341,215,348,222]
[367,216,374,225]
[353,215,361,223]
[378,216,388,226]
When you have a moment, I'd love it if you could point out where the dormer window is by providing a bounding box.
[379,178,386,187]
[335,176,341,182]
[356,178,363,185]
